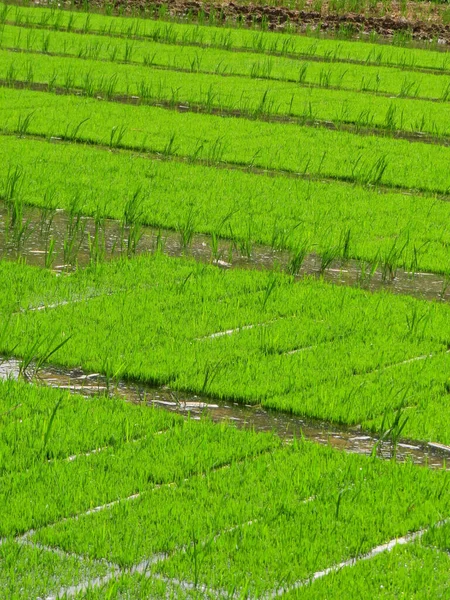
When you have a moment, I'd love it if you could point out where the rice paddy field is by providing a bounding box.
[1,0,450,597]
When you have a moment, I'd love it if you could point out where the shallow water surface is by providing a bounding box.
[1,201,449,302]
[1,357,448,470]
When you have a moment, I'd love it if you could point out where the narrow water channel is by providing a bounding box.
[1,200,449,303]
[1,357,448,470]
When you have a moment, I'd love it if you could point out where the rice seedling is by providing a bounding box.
[45,236,56,269]
[319,245,340,274]
[18,332,72,381]
[286,241,309,276]
[15,109,35,136]
[63,116,90,141]
[109,124,127,148]
[177,205,197,250]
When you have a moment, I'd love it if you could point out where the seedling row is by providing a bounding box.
[2,23,450,102]
[3,48,450,139]
[2,87,450,197]
[2,2,450,73]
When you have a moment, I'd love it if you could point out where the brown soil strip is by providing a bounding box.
[63,0,450,44]
[15,0,450,44]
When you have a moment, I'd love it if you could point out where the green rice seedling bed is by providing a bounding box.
[2,2,450,73]
[1,4,449,597]
[3,49,450,137]
[2,255,450,444]
[0,378,278,536]
[3,134,450,275]
[2,24,450,101]
[32,441,450,595]
[0,377,181,474]
[282,542,450,599]
[0,538,114,600]
[73,577,211,599]
[2,379,448,598]
[1,88,450,194]
[70,543,450,599]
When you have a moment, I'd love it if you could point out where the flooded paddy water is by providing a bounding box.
[0,357,448,470]
[1,200,450,303]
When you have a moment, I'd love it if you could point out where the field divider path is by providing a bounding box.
[46,572,229,600]
[52,432,160,464]
[16,290,127,313]
[18,536,120,572]
[197,316,294,340]
[266,517,450,599]
[3,44,450,106]
[4,18,450,77]
[3,78,450,148]
[356,348,450,378]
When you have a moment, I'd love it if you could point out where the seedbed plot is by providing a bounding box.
[3,49,450,137]
[0,378,278,537]
[71,576,214,599]
[0,252,186,314]
[2,254,450,443]
[2,135,450,275]
[2,2,450,73]
[3,24,450,101]
[0,538,115,600]
[0,377,180,474]
[1,3,449,596]
[2,88,450,194]
[64,540,450,599]
[282,542,450,599]
[31,443,450,595]
[423,520,450,552]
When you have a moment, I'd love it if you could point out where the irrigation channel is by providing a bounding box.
[2,200,450,302]
[1,356,449,469]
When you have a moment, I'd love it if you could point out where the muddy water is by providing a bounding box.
[0,201,449,302]
[1,357,448,470]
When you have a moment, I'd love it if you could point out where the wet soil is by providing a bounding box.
[7,0,450,45]
[1,357,449,469]
[62,0,450,45]
[1,200,450,302]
